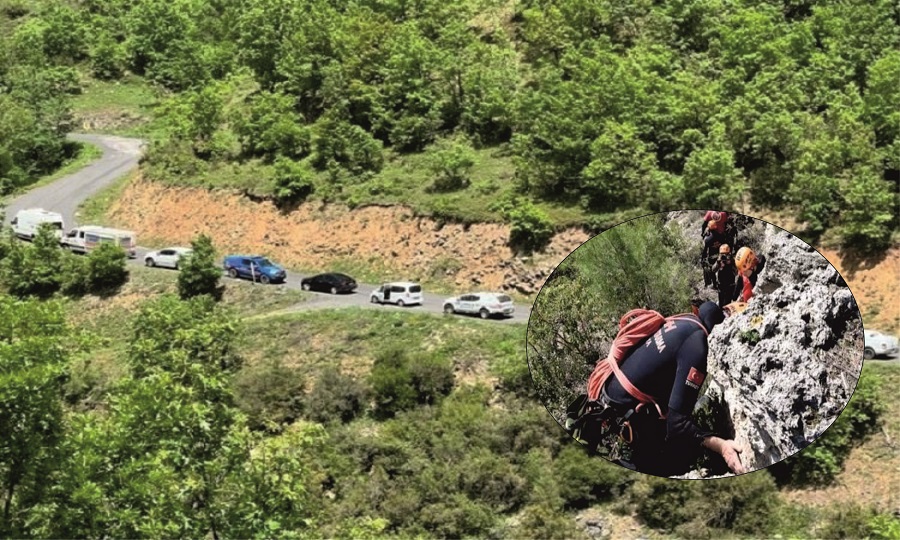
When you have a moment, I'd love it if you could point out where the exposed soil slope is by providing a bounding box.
[107,178,590,293]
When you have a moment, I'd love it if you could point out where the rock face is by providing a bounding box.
[701,223,864,471]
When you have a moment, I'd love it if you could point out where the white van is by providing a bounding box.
[11,208,65,240]
[370,282,423,307]
[61,226,137,258]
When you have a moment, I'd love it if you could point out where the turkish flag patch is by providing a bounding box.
[686,367,706,387]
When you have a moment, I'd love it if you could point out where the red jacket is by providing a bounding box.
[704,211,728,234]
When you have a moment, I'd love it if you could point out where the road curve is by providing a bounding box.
[5,133,532,324]
[4,134,145,230]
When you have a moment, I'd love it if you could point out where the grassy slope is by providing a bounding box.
[70,75,166,138]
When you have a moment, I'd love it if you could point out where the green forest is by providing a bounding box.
[2,0,900,538]
[1,0,898,249]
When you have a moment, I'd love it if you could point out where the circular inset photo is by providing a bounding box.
[526,210,864,479]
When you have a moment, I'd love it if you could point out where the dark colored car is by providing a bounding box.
[300,272,357,294]
[223,255,287,284]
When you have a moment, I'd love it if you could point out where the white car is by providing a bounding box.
[144,247,193,270]
[370,282,423,307]
[864,329,899,360]
[443,292,515,319]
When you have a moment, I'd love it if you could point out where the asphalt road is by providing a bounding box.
[6,133,531,324]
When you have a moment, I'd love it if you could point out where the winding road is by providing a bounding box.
[5,134,531,324]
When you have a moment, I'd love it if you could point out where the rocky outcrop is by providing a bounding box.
[702,223,864,472]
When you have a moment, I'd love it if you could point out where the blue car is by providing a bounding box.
[223,255,287,284]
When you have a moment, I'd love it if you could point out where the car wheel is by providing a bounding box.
[479,308,490,319]
[330,286,338,295]
[228,268,239,279]
[443,304,455,315]
[173,261,179,270]
[260,274,270,285]
[864,347,876,361]
[397,299,405,307]
[371,296,380,304]
[145,258,155,268]
[302,283,311,291]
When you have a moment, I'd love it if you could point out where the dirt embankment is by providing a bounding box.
[107,178,591,293]
[107,179,900,321]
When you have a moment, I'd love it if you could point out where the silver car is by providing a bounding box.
[144,247,193,270]
[864,329,899,360]
[443,292,515,319]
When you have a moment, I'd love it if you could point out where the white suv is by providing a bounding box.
[864,329,899,360]
[371,282,423,307]
[443,292,515,319]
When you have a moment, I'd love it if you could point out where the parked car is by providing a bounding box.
[11,208,65,240]
[144,247,193,270]
[864,329,899,360]
[300,272,357,294]
[61,226,137,258]
[223,255,287,284]
[370,282,423,306]
[443,292,515,319]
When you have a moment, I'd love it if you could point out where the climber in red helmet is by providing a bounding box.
[733,247,766,303]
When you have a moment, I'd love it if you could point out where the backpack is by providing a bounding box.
[585,309,708,419]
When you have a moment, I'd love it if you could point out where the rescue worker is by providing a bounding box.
[733,247,766,303]
[700,211,729,260]
[714,244,737,308]
[574,302,746,477]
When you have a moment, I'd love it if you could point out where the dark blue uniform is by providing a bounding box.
[603,302,724,476]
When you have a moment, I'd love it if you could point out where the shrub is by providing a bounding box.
[303,367,368,425]
[177,234,222,300]
[233,358,306,432]
[86,242,128,292]
[369,346,454,418]
[554,445,633,509]
[2,223,64,297]
[59,251,89,296]
[506,504,587,540]
[633,472,780,537]
[311,115,384,176]
[89,32,126,80]
[272,156,315,205]
[820,504,879,540]
[426,137,476,193]
[491,196,554,254]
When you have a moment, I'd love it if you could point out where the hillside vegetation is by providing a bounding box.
[2,0,898,250]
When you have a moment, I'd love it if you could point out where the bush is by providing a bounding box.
[303,367,368,425]
[426,137,476,193]
[233,358,306,432]
[272,157,315,205]
[820,504,879,540]
[177,234,222,300]
[491,196,554,254]
[86,242,128,292]
[369,346,454,418]
[633,472,780,537]
[60,251,89,296]
[554,445,633,509]
[773,369,885,486]
[2,224,64,298]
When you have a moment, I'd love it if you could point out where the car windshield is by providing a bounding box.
[409,285,422,293]
[497,295,512,303]
[254,258,274,267]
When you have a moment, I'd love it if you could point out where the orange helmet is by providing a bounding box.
[719,244,731,255]
[735,247,758,273]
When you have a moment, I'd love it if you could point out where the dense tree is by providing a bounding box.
[0,297,70,536]
[177,234,223,300]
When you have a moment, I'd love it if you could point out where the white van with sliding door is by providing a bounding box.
[11,208,65,240]
[370,282,423,307]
